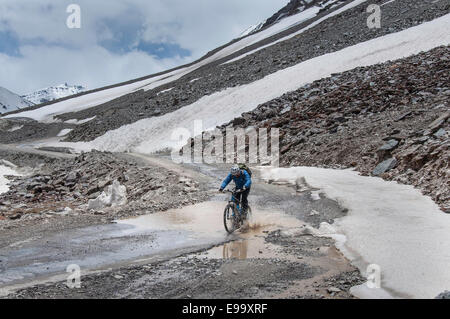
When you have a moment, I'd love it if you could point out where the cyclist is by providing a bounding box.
[219,164,252,216]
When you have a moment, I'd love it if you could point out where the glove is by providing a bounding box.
[242,186,247,191]
[219,188,224,192]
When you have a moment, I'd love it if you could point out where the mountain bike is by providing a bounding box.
[223,188,252,234]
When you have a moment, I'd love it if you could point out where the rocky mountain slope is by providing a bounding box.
[3,0,447,144]
[239,0,344,37]
[261,0,346,30]
[210,46,449,212]
[0,87,33,114]
[58,0,448,142]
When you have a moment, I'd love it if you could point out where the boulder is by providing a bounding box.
[378,139,399,151]
[373,158,397,176]
[9,213,22,220]
[428,111,449,132]
[327,287,342,293]
[232,117,246,126]
[377,139,399,161]
[414,136,429,144]
[433,128,446,138]
[65,171,79,183]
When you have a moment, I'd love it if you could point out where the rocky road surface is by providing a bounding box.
[0,151,364,299]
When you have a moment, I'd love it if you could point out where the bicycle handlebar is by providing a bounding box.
[224,188,244,194]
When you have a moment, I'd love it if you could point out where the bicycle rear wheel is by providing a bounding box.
[224,204,237,234]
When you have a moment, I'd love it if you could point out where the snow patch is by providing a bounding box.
[157,87,174,95]
[239,22,265,38]
[64,116,96,125]
[88,180,127,211]
[7,125,23,132]
[57,129,73,137]
[0,164,20,194]
[381,0,396,6]
[211,6,322,64]
[258,166,450,299]
[225,0,369,64]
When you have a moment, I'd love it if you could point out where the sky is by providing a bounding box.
[0,0,287,95]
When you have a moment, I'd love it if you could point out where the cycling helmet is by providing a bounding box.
[231,164,241,176]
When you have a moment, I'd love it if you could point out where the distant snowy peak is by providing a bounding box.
[0,87,34,114]
[241,0,345,37]
[23,83,86,105]
[239,22,265,38]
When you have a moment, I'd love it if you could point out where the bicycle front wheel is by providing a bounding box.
[224,204,237,234]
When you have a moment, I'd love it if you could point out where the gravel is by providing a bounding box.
[0,151,210,228]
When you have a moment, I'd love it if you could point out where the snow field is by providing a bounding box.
[49,14,450,155]
[258,166,450,299]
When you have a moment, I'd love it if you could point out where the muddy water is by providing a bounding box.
[118,201,304,238]
[118,201,306,261]
[205,237,281,260]
[0,201,306,293]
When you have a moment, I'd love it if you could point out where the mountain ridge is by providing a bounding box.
[23,83,86,105]
[0,87,33,114]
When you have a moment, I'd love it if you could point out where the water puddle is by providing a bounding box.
[117,201,305,240]
[1,201,307,289]
[117,201,307,261]
[203,220,306,261]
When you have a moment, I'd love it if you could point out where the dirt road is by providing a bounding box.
[0,153,364,299]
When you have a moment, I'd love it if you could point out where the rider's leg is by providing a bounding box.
[241,188,250,214]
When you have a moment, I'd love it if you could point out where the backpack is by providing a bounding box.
[238,163,252,177]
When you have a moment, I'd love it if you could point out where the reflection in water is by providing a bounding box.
[222,240,248,259]
[206,236,281,260]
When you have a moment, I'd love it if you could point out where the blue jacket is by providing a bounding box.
[221,170,252,190]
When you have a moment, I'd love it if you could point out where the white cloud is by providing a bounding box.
[0,0,288,95]
[0,45,191,95]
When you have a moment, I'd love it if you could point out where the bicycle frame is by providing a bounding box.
[223,188,251,234]
[227,189,244,216]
